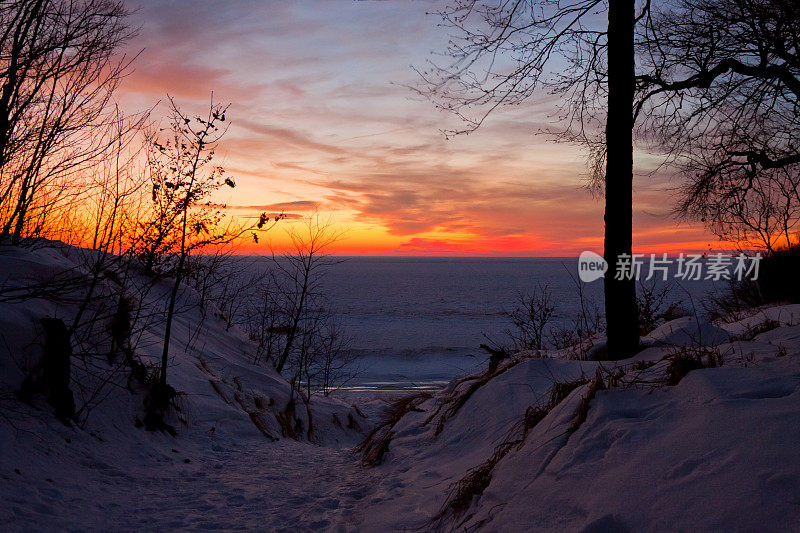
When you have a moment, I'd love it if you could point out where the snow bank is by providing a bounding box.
[716,304,800,338]
[356,314,800,531]
[4,244,800,531]
[643,315,731,347]
[0,243,367,529]
[0,243,364,445]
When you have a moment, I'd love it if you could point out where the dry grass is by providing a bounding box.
[666,352,706,385]
[731,318,781,341]
[253,395,270,410]
[355,391,432,467]
[424,359,520,436]
[429,377,589,529]
[208,379,233,405]
[276,397,303,440]
[346,412,361,431]
[572,370,605,430]
[248,411,278,441]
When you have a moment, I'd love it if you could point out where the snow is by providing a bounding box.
[352,313,800,531]
[2,243,800,531]
[0,243,369,529]
[1,429,374,530]
[472,358,800,531]
[715,304,800,338]
[644,315,731,346]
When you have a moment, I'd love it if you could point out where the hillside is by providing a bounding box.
[1,243,799,531]
[355,305,800,531]
[0,243,369,529]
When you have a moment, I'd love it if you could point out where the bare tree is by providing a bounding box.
[636,0,800,252]
[313,317,356,397]
[143,96,275,389]
[67,107,149,337]
[271,214,343,374]
[183,250,269,332]
[244,214,359,401]
[417,0,643,357]
[0,0,135,245]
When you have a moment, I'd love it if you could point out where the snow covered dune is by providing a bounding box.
[2,242,800,531]
[356,313,800,531]
[0,243,367,529]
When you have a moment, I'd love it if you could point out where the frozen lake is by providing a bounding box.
[309,257,718,395]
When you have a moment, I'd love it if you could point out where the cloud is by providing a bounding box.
[114,0,712,255]
[124,62,233,100]
[223,200,321,212]
[236,120,348,157]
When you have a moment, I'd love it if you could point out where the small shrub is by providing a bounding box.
[637,280,679,335]
[503,284,556,352]
[666,353,705,385]
[708,246,800,321]
[142,381,177,435]
[706,278,766,322]
[18,318,76,423]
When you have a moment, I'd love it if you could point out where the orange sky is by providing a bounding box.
[117,0,716,256]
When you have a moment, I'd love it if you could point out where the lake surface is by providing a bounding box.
[309,257,718,396]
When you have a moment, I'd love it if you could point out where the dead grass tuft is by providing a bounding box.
[731,318,781,341]
[347,412,361,431]
[208,379,233,405]
[429,376,588,529]
[276,398,303,440]
[355,391,432,467]
[572,370,605,430]
[666,352,706,385]
[253,395,269,410]
[248,411,278,441]
[425,359,520,436]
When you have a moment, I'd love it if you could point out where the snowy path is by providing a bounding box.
[133,444,378,531]
[3,430,382,531]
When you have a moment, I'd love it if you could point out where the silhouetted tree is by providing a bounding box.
[0,0,134,244]
[271,214,343,374]
[637,0,800,251]
[145,96,274,388]
[418,0,643,357]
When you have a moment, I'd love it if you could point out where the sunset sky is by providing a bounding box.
[118,0,714,256]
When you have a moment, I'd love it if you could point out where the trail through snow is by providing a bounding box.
[3,428,383,531]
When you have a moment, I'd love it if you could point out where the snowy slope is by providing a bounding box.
[3,242,800,531]
[355,309,800,531]
[0,243,369,530]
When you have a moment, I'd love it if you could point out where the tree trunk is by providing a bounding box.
[275,274,308,374]
[160,251,184,386]
[10,182,28,245]
[604,0,639,358]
